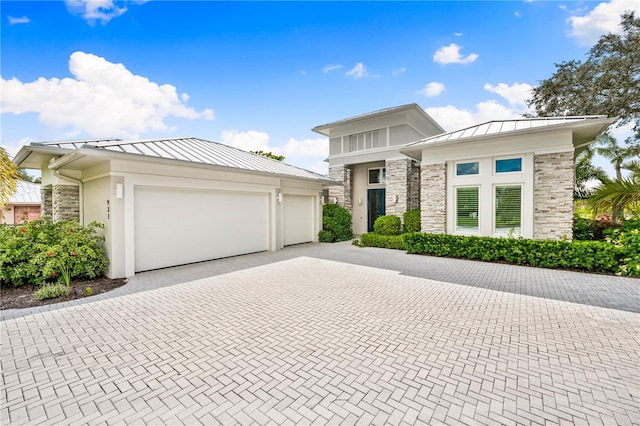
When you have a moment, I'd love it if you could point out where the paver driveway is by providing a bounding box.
[1,242,639,425]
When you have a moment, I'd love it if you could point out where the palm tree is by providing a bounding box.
[587,176,640,219]
[596,133,635,180]
[575,146,608,199]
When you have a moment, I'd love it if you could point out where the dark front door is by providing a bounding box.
[367,189,385,232]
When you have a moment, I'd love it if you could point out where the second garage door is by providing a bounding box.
[134,186,269,272]
[283,194,314,246]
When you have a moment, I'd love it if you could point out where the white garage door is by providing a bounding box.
[283,194,314,246]
[134,186,269,272]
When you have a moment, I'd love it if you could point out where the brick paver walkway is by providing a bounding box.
[1,243,639,425]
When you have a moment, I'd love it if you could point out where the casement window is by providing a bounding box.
[456,161,479,176]
[368,167,386,185]
[495,158,522,173]
[495,185,522,234]
[455,187,479,232]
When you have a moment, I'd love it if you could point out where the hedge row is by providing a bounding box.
[403,232,624,274]
[359,233,406,250]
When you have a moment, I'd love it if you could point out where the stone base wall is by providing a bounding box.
[408,160,421,211]
[328,166,352,213]
[385,158,422,220]
[41,186,53,219]
[421,163,447,234]
[533,152,574,240]
[52,185,80,222]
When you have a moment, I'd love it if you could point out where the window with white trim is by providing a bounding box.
[455,187,479,232]
[495,185,522,234]
[456,161,479,176]
[346,130,384,153]
[368,167,386,185]
[495,158,522,173]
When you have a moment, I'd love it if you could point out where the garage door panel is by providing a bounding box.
[135,187,269,272]
[283,194,314,246]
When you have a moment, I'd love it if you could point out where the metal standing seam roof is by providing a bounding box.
[35,137,332,181]
[404,115,610,148]
[10,180,41,204]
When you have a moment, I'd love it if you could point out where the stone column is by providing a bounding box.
[328,165,352,213]
[408,160,421,211]
[533,152,574,240]
[385,158,410,219]
[421,162,447,234]
[52,185,80,222]
[41,186,53,219]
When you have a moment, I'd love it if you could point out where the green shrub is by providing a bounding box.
[573,215,595,240]
[320,204,353,242]
[85,287,93,297]
[403,209,421,233]
[373,215,402,236]
[403,232,625,275]
[573,214,621,240]
[34,283,70,301]
[607,227,640,277]
[360,233,406,250]
[0,219,108,287]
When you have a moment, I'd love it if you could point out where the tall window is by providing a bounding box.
[495,185,522,234]
[456,187,479,231]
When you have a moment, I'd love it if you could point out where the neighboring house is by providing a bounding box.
[313,104,445,234]
[1,180,41,225]
[314,105,613,240]
[14,137,335,278]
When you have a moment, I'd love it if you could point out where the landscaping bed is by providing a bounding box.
[0,277,127,310]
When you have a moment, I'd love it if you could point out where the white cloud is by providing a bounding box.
[419,82,446,97]
[8,16,30,25]
[433,43,479,65]
[483,82,534,108]
[392,67,406,77]
[567,0,640,45]
[1,51,214,138]
[346,62,368,79]
[515,11,522,18]
[65,0,147,25]
[454,32,463,37]
[323,64,343,73]
[220,130,271,153]
[426,101,523,132]
[279,137,329,158]
[4,137,34,159]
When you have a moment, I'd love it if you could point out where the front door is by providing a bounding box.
[367,189,385,232]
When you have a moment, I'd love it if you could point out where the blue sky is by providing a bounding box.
[2,0,638,176]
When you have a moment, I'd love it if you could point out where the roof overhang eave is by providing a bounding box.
[50,147,339,185]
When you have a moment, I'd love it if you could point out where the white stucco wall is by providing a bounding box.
[351,161,385,235]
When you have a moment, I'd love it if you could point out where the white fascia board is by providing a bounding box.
[328,147,412,167]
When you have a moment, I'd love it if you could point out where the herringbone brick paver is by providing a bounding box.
[1,243,639,425]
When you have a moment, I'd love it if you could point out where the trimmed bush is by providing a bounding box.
[403,232,626,274]
[403,209,421,233]
[34,283,70,301]
[320,204,353,242]
[360,233,406,250]
[0,219,108,286]
[607,226,640,277]
[373,215,402,236]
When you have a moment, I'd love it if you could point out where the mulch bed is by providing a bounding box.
[0,278,128,310]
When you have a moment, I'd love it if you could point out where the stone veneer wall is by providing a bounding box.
[328,166,352,213]
[384,158,422,219]
[385,159,411,219]
[41,186,53,218]
[533,151,574,240]
[421,162,447,234]
[52,185,80,222]
[408,160,421,211]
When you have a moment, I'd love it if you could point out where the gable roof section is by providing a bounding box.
[312,103,444,135]
[404,115,611,149]
[10,180,41,204]
[18,137,333,183]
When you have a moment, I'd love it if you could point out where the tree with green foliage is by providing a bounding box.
[1,147,19,213]
[251,150,285,161]
[575,146,608,199]
[596,133,637,180]
[528,12,640,151]
[588,176,640,220]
